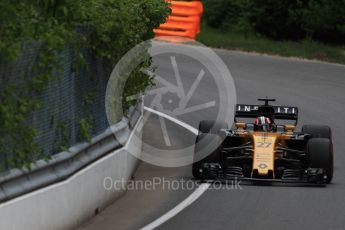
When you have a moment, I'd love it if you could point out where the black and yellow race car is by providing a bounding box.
[192,98,333,185]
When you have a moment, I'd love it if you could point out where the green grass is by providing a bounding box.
[197,24,345,65]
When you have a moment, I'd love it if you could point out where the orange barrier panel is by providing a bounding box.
[154,28,197,39]
[166,15,201,33]
[154,0,203,40]
[170,1,203,16]
[167,15,201,24]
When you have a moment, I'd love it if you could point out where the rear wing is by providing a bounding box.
[235,104,298,124]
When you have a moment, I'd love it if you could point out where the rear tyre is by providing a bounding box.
[307,138,333,183]
[198,120,228,134]
[302,125,331,139]
[192,133,222,179]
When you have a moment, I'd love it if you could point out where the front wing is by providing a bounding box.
[199,163,327,186]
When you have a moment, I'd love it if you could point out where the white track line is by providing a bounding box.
[158,115,172,146]
[140,183,210,230]
[143,106,198,135]
[141,107,208,230]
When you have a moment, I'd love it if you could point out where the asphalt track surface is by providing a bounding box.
[78,48,345,230]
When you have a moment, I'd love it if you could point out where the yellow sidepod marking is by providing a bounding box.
[252,133,278,176]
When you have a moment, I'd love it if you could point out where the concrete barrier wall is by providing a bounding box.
[0,116,142,230]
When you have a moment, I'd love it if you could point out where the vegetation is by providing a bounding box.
[0,0,170,170]
[203,0,345,44]
[198,24,345,64]
[200,0,345,63]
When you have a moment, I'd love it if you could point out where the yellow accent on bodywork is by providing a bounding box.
[284,125,296,132]
[252,133,278,176]
[235,123,246,130]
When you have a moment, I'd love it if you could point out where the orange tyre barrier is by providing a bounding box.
[170,1,203,16]
[154,0,203,40]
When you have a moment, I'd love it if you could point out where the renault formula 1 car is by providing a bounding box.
[192,98,333,185]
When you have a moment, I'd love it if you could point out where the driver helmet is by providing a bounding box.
[255,116,272,131]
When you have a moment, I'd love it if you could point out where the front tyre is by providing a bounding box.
[302,125,332,139]
[192,133,222,179]
[198,120,228,134]
[307,138,333,183]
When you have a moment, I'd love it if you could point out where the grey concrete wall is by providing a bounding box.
[0,117,142,230]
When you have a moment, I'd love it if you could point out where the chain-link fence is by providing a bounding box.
[0,42,115,169]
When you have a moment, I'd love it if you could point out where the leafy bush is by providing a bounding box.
[203,0,230,28]
[203,0,251,32]
[303,0,345,44]
[202,0,345,44]
[250,0,307,41]
[0,0,170,170]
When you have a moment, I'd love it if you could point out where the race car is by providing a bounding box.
[192,98,333,184]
